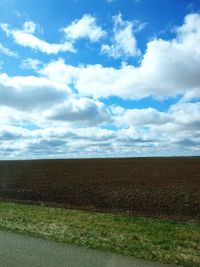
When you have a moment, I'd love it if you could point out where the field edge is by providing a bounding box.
[0,201,200,267]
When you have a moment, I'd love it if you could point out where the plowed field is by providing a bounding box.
[0,157,199,220]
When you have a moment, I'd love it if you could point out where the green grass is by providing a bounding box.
[0,202,199,266]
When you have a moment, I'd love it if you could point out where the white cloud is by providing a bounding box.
[0,73,70,111]
[0,100,200,159]
[0,71,112,126]
[0,23,10,35]
[114,101,200,132]
[23,21,37,34]
[0,16,105,54]
[0,13,200,158]
[39,58,79,84]
[169,102,200,129]
[1,102,199,159]
[115,107,170,126]
[0,125,117,159]
[0,125,30,141]
[110,105,125,115]
[41,61,137,98]
[63,14,106,42]
[40,13,200,100]
[101,13,143,58]
[0,21,75,54]
[0,43,18,57]
[20,58,42,70]
[45,97,111,125]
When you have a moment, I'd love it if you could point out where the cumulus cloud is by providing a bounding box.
[0,72,112,127]
[40,13,200,100]
[0,43,18,57]
[0,100,200,159]
[20,58,42,70]
[46,97,111,125]
[101,13,143,58]
[41,62,137,98]
[115,107,170,126]
[0,125,117,159]
[39,58,79,84]
[169,102,200,129]
[0,73,70,111]
[114,101,200,131]
[23,21,37,34]
[0,125,29,141]
[0,21,75,54]
[63,14,106,42]
[0,13,200,158]
[0,15,105,54]
[1,104,199,159]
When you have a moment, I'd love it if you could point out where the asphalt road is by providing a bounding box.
[0,230,177,267]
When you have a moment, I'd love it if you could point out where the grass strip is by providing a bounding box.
[0,201,199,266]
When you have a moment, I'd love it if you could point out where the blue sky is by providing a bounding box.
[0,0,200,159]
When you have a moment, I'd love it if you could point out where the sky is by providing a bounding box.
[0,0,200,159]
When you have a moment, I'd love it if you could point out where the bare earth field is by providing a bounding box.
[0,157,199,221]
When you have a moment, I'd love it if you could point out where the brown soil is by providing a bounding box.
[0,157,199,221]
